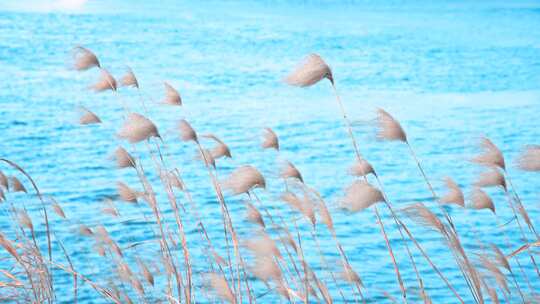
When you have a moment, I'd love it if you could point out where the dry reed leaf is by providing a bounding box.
[348,159,374,177]
[118,113,160,143]
[245,202,265,228]
[223,165,265,195]
[9,177,26,193]
[72,46,100,70]
[79,107,102,125]
[120,68,139,88]
[208,273,235,303]
[376,108,407,142]
[341,180,385,212]
[91,69,117,92]
[474,168,506,190]
[261,127,279,150]
[178,119,198,142]
[162,82,182,106]
[114,146,136,168]
[0,171,8,191]
[439,177,465,207]
[516,145,540,171]
[472,137,506,170]
[285,53,333,87]
[469,188,495,213]
[117,182,138,203]
[401,203,445,233]
[202,134,231,159]
[280,161,303,183]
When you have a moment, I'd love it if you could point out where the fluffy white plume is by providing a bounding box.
[474,168,506,190]
[72,46,100,70]
[203,134,231,159]
[79,107,101,125]
[114,146,136,168]
[472,137,505,169]
[91,69,117,92]
[261,127,279,150]
[118,113,160,143]
[162,82,182,106]
[280,161,303,182]
[178,120,198,142]
[341,180,385,212]
[516,145,540,172]
[376,108,407,142]
[469,188,495,213]
[439,177,465,207]
[285,54,333,87]
[223,165,265,195]
[348,159,375,176]
[120,68,139,88]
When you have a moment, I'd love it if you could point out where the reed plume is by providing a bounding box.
[245,202,265,228]
[341,180,385,212]
[178,119,198,142]
[0,170,8,190]
[91,69,117,92]
[207,273,235,303]
[72,46,100,70]
[474,168,506,190]
[516,145,540,171]
[348,159,374,177]
[284,53,333,87]
[162,82,182,106]
[9,176,27,193]
[117,113,160,143]
[79,107,101,125]
[261,127,279,150]
[280,161,303,183]
[202,134,232,159]
[113,146,136,168]
[469,188,495,213]
[222,165,265,195]
[376,108,407,142]
[439,177,465,207]
[120,67,139,88]
[117,182,139,203]
[471,137,506,170]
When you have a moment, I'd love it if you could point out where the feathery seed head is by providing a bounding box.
[261,127,279,150]
[223,165,266,195]
[162,82,182,106]
[178,119,198,142]
[118,113,160,143]
[72,46,100,70]
[469,188,495,213]
[472,137,506,169]
[120,68,139,88]
[376,108,407,142]
[91,68,117,92]
[79,107,101,125]
[285,53,333,87]
[439,177,465,207]
[341,180,385,212]
[516,145,540,172]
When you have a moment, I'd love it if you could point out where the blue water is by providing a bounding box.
[0,1,539,303]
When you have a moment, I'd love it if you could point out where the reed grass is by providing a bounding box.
[0,48,538,304]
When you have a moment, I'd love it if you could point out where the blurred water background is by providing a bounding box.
[0,0,539,303]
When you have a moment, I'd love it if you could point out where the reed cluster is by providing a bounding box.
[0,48,538,303]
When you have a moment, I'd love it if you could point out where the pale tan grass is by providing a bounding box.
[261,127,279,150]
[72,46,100,71]
[516,145,540,171]
[162,82,182,106]
[91,69,117,92]
[341,180,385,212]
[439,177,465,207]
[284,54,333,87]
[118,113,160,143]
[222,165,265,195]
[79,107,101,125]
